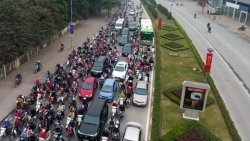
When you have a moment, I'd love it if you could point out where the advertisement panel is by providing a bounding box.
[204,53,213,72]
[182,87,206,111]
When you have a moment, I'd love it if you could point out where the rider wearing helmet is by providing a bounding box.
[2,118,11,131]
[112,101,118,108]
[60,42,64,49]
[113,124,120,136]
[15,73,22,83]
[37,61,42,70]
[82,97,88,110]
[119,104,125,114]
[100,75,105,82]
[102,128,109,137]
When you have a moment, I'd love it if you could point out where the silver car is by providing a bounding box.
[122,122,142,141]
[133,81,148,106]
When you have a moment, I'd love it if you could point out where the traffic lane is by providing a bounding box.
[155,0,250,140]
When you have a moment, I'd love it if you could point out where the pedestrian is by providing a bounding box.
[207,10,209,15]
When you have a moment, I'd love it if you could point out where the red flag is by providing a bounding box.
[158,18,162,30]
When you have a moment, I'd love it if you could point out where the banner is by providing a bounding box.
[204,53,213,72]
[69,23,74,38]
[158,18,162,30]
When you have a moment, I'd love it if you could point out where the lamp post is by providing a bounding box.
[70,0,73,48]
[204,48,214,81]
[171,4,173,13]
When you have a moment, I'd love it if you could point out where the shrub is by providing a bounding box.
[160,121,222,141]
[167,12,172,20]
[158,4,168,16]
[141,0,147,5]
[161,42,189,51]
[161,33,184,40]
[149,0,157,5]
[162,25,179,31]
[147,4,158,19]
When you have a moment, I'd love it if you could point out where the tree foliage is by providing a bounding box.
[0,0,120,64]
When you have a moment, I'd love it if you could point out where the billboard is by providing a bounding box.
[204,53,213,73]
[180,81,210,112]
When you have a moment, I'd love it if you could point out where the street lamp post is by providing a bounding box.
[70,0,73,48]
[171,4,173,13]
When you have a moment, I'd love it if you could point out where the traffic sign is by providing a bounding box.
[69,23,74,38]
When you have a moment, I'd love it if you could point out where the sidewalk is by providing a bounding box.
[0,11,113,122]
[172,0,250,43]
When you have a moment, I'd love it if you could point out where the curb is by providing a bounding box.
[148,91,154,141]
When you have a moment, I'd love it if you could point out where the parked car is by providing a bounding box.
[122,44,132,57]
[99,79,117,102]
[77,99,108,140]
[79,77,98,100]
[112,61,128,81]
[129,22,137,31]
[210,10,221,15]
[91,56,109,76]
[133,81,148,106]
[122,122,143,141]
[118,35,129,46]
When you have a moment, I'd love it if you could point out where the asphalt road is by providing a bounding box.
[0,0,154,141]
[156,0,250,140]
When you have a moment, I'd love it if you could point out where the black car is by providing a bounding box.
[77,99,108,140]
[129,22,137,31]
[122,44,132,56]
[118,35,129,46]
[91,56,109,76]
[210,10,221,15]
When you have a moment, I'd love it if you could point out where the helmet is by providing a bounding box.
[22,96,25,98]
[60,135,63,139]
[38,61,40,62]
[115,125,118,128]
[83,97,86,100]
[113,101,116,103]
[116,120,119,125]
[105,128,109,131]
[5,118,8,121]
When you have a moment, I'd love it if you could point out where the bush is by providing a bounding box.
[149,0,157,5]
[160,121,222,141]
[147,4,158,19]
[161,42,189,51]
[141,0,147,5]
[158,4,168,16]
[167,12,172,20]
[161,33,184,40]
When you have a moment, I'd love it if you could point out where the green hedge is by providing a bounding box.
[147,4,158,19]
[172,17,242,141]
[161,33,185,40]
[163,88,215,106]
[161,43,189,52]
[158,4,168,16]
[160,120,222,141]
[149,0,157,5]
[141,0,147,5]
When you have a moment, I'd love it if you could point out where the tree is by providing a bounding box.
[77,0,89,19]
[101,0,121,16]
[50,0,69,23]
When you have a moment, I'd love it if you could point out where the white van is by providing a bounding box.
[115,19,124,31]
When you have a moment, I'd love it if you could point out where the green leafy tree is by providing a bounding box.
[77,0,90,19]
[88,0,101,14]
[50,0,69,23]
[101,0,121,16]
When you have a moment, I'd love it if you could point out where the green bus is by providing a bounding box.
[140,19,154,45]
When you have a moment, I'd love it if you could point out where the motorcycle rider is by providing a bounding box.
[78,105,85,116]
[54,122,62,134]
[27,116,35,130]
[68,119,76,135]
[36,61,42,71]
[15,73,22,83]
[60,42,64,49]
[55,112,63,125]
[14,117,21,134]
[21,128,31,141]
[119,103,125,114]
[112,101,118,108]
[113,124,120,137]
[2,118,12,132]
[100,75,105,83]
[57,102,65,117]
[16,109,23,119]
[30,107,36,118]
[194,13,196,18]
[35,78,41,87]
[102,128,109,137]
[82,97,88,110]
[207,22,210,28]
[68,110,75,120]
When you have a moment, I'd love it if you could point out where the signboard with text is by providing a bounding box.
[69,23,74,38]
[204,53,213,72]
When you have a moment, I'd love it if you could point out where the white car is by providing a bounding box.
[129,9,135,15]
[112,61,128,81]
[122,122,143,141]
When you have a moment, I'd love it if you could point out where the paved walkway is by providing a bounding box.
[171,0,250,42]
[0,11,114,122]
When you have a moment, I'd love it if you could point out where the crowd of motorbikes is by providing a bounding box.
[3,2,154,141]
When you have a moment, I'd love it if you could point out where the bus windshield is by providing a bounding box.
[141,33,153,41]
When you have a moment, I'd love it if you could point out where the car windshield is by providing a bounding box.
[83,115,99,125]
[115,66,125,72]
[123,46,131,51]
[120,36,127,41]
[82,83,93,90]
[129,23,136,26]
[101,85,113,92]
[130,10,135,12]
[135,88,147,95]
[116,23,123,27]
[93,62,103,67]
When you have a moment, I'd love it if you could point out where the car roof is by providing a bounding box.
[124,122,142,141]
[86,99,106,117]
[136,81,147,89]
[84,77,95,83]
[124,44,132,47]
[104,79,115,86]
[121,35,128,37]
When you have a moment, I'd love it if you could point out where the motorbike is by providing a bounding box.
[35,64,41,74]
[208,27,211,33]
[66,127,74,140]
[77,115,83,126]
[111,106,117,117]
[112,132,120,141]
[99,79,104,89]
[72,86,77,94]
[0,127,10,140]
[145,75,149,83]
[14,78,21,88]
[138,73,143,80]
[9,127,18,141]
[238,26,245,31]
[100,136,109,141]
[49,93,55,104]
[38,130,51,141]
[126,98,131,108]
[117,111,124,121]
[65,117,73,129]
[36,100,43,112]
[60,46,63,51]
[145,65,149,72]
